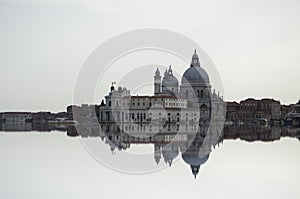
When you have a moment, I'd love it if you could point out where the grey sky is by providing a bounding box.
[0,0,299,112]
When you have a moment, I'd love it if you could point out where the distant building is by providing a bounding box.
[226,98,281,123]
[281,104,293,120]
[2,112,32,123]
[286,100,300,127]
[226,101,240,122]
[67,104,99,123]
[260,98,281,120]
[32,112,54,123]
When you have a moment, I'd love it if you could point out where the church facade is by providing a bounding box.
[98,50,224,126]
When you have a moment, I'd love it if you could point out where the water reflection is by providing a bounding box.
[1,122,300,178]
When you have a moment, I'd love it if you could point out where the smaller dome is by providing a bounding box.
[162,146,179,166]
[162,75,179,87]
[162,65,179,88]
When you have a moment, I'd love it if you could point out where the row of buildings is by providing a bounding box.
[0,112,67,124]
[226,98,299,125]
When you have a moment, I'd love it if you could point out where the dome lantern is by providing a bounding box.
[191,49,200,67]
[155,68,160,76]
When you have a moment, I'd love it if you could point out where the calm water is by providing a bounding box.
[0,125,299,199]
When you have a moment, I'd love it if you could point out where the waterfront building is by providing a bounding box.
[2,112,32,123]
[226,101,240,122]
[32,112,54,123]
[226,98,281,123]
[67,104,99,123]
[98,50,225,126]
[280,104,293,120]
[286,100,300,127]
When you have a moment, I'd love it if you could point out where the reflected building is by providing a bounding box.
[75,122,223,178]
[2,121,300,178]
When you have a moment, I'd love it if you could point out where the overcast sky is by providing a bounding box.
[0,0,299,112]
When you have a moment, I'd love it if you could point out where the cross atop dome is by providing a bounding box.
[168,65,173,75]
[191,49,200,67]
[155,68,160,76]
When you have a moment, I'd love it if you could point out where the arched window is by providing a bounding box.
[200,90,204,99]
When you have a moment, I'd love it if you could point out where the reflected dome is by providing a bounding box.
[162,145,179,166]
[182,151,210,178]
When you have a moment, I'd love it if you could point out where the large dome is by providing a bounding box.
[181,50,210,84]
[181,66,210,84]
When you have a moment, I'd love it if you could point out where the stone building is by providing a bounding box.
[226,98,281,123]
[286,100,300,127]
[2,112,32,123]
[98,50,225,126]
[226,101,240,122]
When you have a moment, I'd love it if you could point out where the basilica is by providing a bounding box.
[98,50,224,126]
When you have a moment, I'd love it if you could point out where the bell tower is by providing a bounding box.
[154,68,161,95]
